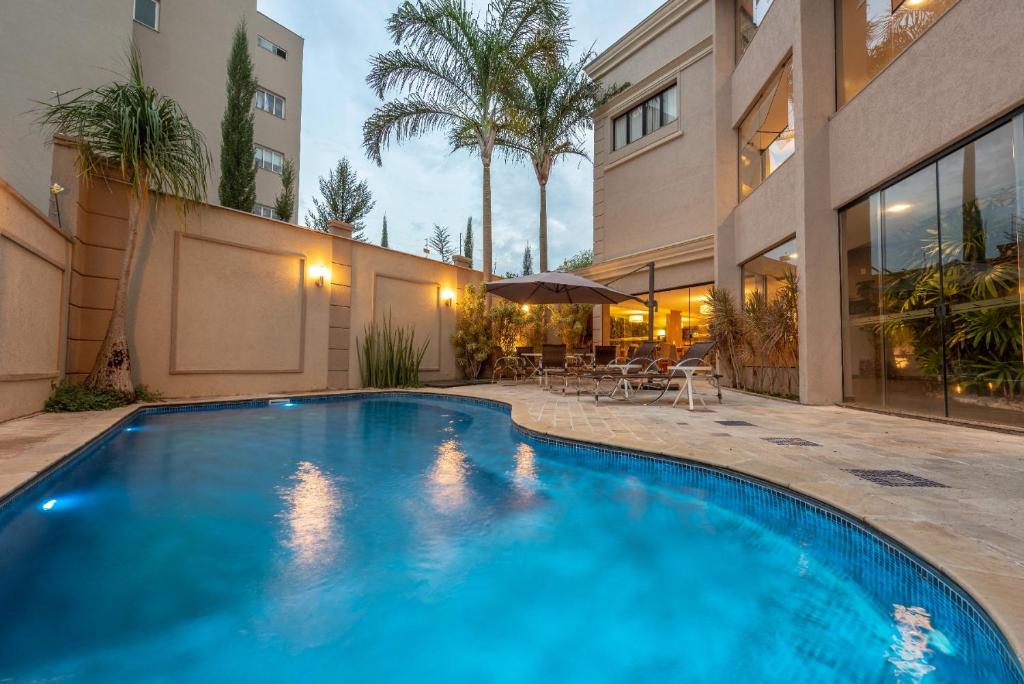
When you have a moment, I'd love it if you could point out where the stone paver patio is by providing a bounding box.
[0,383,1021,665]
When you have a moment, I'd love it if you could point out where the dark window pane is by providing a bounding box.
[133,0,158,29]
[841,197,884,407]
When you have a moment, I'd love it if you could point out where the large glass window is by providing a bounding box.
[736,0,776,62]
[608,284,712,358]
[836,0,960,106]
[841,114,1024,427]
[739,58,795,199]
[742,238,798,304]
[612,85,678,152]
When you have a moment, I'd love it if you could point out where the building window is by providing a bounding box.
[608,284,713,357]
[133,0,159,30]
[253,203,279,220]
[738,58,794,199]
[255,145,284,174]
[256,88,285,119]
[257,35,287,59]
[840,112,1023,427]
[611,85,678,152]
[742,238,798,304]
[735,0,775,62]
[836,0,960,106]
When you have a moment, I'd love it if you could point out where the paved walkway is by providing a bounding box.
[0,384,1021,664]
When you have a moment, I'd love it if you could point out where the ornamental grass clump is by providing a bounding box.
[358,314,429,388]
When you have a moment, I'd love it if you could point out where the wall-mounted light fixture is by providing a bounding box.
[521,304,530,314]
[441,288,455,307]
[310,265,330,288]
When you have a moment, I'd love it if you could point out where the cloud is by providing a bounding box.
[257,0,662,269]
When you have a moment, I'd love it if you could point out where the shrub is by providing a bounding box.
[551,303,592,349]
[45,381,132,412]
[488,299,527,355]
[451,283,491,379]
[358,313,429,388]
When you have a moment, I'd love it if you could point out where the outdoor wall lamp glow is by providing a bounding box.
[441,288,455,307]
[310,265,330,288]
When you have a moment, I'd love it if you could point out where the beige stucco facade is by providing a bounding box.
[0,0,302,220]
[587,0,1024,416]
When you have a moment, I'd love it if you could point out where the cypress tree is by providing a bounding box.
[304,157,374,239]
[273,158,296,222]
[381,215,389,247]
[219,19,257,210]
[522,243,533,275]
[464,217,474,268]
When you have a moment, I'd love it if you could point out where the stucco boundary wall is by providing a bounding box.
[0,140,482,421]
[0,177,73,422]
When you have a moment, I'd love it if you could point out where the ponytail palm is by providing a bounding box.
[363,0,566,284]
[503,50,598,271]
[37,49,210,398]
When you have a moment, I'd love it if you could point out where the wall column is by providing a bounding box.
[327,220,353,389]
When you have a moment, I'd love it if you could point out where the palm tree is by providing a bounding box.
[37,49,210,399]
[503,49,597,272]
[363,0,566,285]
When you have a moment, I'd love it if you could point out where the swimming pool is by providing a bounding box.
[0,393,1020,682]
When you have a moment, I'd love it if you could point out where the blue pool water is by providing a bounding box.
[0,394,1020,682]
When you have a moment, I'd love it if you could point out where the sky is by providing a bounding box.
[256,0,663,273]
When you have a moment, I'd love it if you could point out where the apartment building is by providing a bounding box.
[585,0,1024,429]
[0,0,302,221]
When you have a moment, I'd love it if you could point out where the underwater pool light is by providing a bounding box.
[42,499,57,511]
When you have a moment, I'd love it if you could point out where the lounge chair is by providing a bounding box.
[540,344,568,389]
[620,341,720,408]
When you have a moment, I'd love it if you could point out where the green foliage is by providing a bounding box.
[305,158,375,239]
[45,382,130,412]
[381,215,389,247]
[429,224,454,263]
[463,217,474,268]
[219,20,257,210]
[558,248,593,271]
[704,287,746,391]
[44,382,161,412]
[743,272,799,395]
[523,304,548,348]
[451,283,491,378]
[522,243,533,275]
[273,158,296,222]
[550,303,592,349]
[36,48,210,206]
[357,313,429,388]
[489,299,527,355]
[364,0,569,280]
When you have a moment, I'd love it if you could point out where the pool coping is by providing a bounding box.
[1,387,1022,673]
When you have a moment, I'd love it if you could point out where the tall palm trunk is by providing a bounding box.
[86,185,149,398]
[481,137,494,287]
[538,179,548,272]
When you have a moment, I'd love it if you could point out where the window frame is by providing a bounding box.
[253,203,280,220]
[254,145,285,175]
[255,87,286,119]
[257,35,287,60]
[132,0,159,31]
[610,83,679,152]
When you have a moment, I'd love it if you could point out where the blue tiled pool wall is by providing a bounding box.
[8,390,1023,682]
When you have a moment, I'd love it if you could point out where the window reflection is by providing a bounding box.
[840,114,1024,427]
[836,0,960,106]
[739,58,795,199]
[736,0,776,62]
[742,238,798,304]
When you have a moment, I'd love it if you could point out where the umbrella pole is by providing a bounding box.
[647,261,655,342]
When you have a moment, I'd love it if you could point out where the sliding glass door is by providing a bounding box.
[841,114,1024,427]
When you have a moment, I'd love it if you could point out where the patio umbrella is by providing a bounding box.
[484,271,643,305]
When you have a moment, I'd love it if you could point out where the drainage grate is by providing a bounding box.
[717,420,754,427]
[711,432,731,437]
[762,437,821,447]
[845,469,948,488]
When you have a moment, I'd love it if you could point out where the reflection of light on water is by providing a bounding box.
[514,443,536,482]
[429,439,468,512]
[279,461,342,567]
[889,604,943,681]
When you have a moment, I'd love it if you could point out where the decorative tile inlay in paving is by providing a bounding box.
[717,420,754,427]
[845,469,949,488]
[762,437,821,447]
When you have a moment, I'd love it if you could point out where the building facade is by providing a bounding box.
[0,0,302,221]
[585,0,1024,429]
